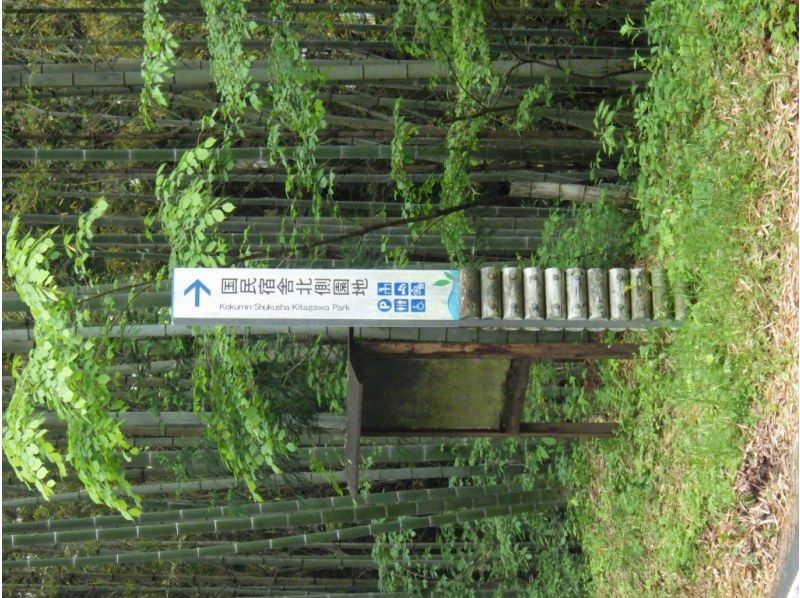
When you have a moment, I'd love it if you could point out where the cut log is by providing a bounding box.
[502,267,524,320]
[587,267,610,320]
[480,267,502,320]
[458,267,481,319]
[566,268,588,320]
[609,268,631,320]
[630,268,652,320]
[544,268,566,319]
[651,267,669,320]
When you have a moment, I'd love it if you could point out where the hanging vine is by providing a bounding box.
[264,0,332,219]
[393,0,499,264]
[4,219,141,519]
[201,0,261,135]
[140,0,178,129]
[155,140,297,499]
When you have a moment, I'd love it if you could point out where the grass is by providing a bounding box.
[564,0,797,595]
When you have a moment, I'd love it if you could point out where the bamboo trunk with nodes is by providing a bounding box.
[4,498,559,569]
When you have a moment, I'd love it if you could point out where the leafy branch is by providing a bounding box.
[4,219,141,518]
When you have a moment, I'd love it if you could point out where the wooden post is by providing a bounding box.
[630,268,652,320]
[651,267,668,320]
[459,267,481,319]
[587,267,610,320]
[544,268,566,320]
[523,266,545,330]
[673,278,688,320]
[481,266,502,320]
[502,267,523,321]
[566,268,588,320]
[609,268,631,320]
[345,330,363,497]
[502,360,531,433]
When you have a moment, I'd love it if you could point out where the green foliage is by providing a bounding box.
[156,137,234,268]
[512,82,554,132]
[140,0,178,128]
[264,0,332,218]
[372,431,586,594]
[388,99,435,264]
[393,0,498,264]
[63,196,108,279]
[569,0,797,594]
[192,330,295,500]
[4,219,141,518]
[373,529,432,593]
[536,199,633,268]
[301,338,346,413]
[202,0,262,134]
[155,134,330,500]
[439,0,497,264]
[590,96,638,182]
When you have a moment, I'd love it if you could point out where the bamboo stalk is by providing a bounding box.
[7,36,647,58]
[480,267,502,320]
[4,498,559,569]
[7,57,635,75]
[10,213,558,233]
[507,181,631,204]
[3,167,606,184]
[13,189,577,216]
[3,465,519,509]
[3,141,600,163]
[6,489,550,547]
[4,4,644,18]
[4,480,528,534]
[630,268,652,320]
[566,268,588,320]
[544,268,566,320]
[45,571,381,589]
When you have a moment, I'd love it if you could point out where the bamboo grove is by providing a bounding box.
[3,1,647,594]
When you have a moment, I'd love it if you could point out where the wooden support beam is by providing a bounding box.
[501,360,531,433]
[355,341,639,360]
[362,422,618,439]
[345,330,363,497]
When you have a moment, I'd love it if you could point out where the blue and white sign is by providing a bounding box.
[172,268,460,325]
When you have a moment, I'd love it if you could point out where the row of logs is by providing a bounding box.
[459,267,685,322]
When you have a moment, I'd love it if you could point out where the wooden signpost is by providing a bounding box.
[173,265,680,495]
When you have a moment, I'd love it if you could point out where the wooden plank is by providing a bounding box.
[355,341,639,360]
[345,329,363,497]
[362,422,617,439]
[501,360,531,433]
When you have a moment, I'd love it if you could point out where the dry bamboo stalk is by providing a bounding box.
[587,268,610,320]
[544,268,566,320]
[650,267,669,320]
[501,267,524,320]
[609,268,631,320]
[566,268,588,320]
[459,268,481,319]
[522,267,545,331]
[480,267,502,320]
[630,268,652,320]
